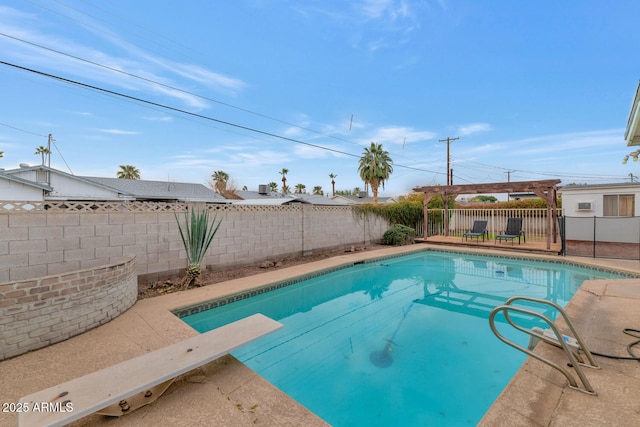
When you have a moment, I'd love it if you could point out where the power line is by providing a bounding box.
[0,121,48,138]
[0,32,365,149]
[0,60,444,176]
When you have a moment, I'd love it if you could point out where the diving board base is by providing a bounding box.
[18,313,283,427]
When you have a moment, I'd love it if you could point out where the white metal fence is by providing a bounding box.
[416,208,562,241]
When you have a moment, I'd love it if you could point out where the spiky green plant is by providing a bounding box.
[175,209,222,288]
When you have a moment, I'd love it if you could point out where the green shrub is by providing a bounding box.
[382,224,416,246]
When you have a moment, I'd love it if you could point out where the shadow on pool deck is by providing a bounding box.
[1,243,639,427]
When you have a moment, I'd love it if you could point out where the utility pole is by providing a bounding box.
[439,136,459,186]
[47,134,53,168]
[505,170,513,200]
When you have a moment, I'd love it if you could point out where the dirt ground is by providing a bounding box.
[138,243,389,299]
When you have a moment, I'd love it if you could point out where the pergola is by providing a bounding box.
[413,179,561,249]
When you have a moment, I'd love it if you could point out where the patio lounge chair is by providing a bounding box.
[462,220,488,242]
[495,218,525,245]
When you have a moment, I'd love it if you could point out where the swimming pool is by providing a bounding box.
[181,250,631,426]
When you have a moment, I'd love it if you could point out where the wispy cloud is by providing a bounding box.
[293,143,350,159]
[0,5,247,109]
[507,129,624,156]
[367,126,436,146]
[458,123,492,136]
[97,129,140,135]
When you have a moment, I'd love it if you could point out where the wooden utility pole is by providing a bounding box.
[439,136,459,185]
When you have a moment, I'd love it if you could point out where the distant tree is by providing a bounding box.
[352,187,361,195]
[329,173,337,196]
[470,195,498,203]
[268,182,278,192]
[279,168,289,193]
[282,184,290,194]
[358,142,393,204]
[294,183,306,194]
[312,186,323,195]
[335,190,351,195]
[0,151,4,158]
[242,185,248,191]
[35,146,50,166]
[211,170,230,194]
[117,165,140,179]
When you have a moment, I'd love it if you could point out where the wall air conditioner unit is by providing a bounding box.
[576,201,593,211]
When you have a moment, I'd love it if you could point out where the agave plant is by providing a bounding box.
[175,209,222,288]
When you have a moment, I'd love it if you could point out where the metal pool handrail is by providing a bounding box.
[489,297,598,395]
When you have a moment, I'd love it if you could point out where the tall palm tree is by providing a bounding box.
[294,183,306,194]
[282,184,290,194]
[312,186,323,195]
[35,146,50,166]
[117,165,141,179]
[211,170,230,194]
[268,182,278,192]
[329,173,337,196]
[279,168,289,193]
[358,142,393,205]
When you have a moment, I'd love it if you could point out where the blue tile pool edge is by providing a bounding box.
[171,247,640,319]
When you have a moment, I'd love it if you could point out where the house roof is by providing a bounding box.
[233,197,311,205]
[626,81,640,146]
[560,182,640,191]
[3,165,225,202]
[234,190,348,205]
[85,176,225,202]
[0,170,52,191]
[331,194,394,204]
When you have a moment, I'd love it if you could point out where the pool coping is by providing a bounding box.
[1,243,640,426]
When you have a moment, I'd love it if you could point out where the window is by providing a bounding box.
[603,194,634,216]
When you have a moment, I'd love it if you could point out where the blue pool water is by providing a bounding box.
[182,250,630,426]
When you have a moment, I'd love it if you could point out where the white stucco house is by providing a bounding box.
[559,182,640,217]
[557,82,640,259]
[0,165,226,203]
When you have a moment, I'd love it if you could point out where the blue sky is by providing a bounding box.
[1,1,639,198]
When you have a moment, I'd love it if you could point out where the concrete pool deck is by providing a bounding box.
[1,244,640,426]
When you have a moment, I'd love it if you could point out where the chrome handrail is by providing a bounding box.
[504,296,599,369]
[489,304,597,395]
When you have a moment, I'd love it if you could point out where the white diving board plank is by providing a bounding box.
[18,313,283,427]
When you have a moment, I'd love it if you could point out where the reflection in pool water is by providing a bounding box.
[182,250,629,426]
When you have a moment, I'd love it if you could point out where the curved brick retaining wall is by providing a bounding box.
[0,258,137,361]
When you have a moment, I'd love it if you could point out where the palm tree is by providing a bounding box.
[279,168,289,193]
[0,151,4,159]
[294,183,306,194]
[211,170,230,194]
[35,146,50,166]
[312,186,323,195]
[282,184,290,194]
[117,165,141,179]
[358,142,393,205]
[329,173,337,196]
[268,182,278,192]
[353,187,361,195]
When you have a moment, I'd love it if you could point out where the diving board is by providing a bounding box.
[18,313,283,427]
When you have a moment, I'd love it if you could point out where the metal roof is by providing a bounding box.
[84,176,224,202]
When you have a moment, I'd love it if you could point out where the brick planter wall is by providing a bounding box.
[0,258,137,361]
[566,240,640,260]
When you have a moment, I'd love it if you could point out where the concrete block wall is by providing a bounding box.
[0,258,137,361]
[0,203,391,283]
